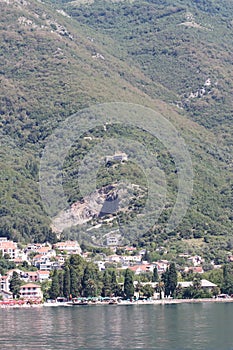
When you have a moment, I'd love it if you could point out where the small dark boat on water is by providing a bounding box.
[70,298,89,306]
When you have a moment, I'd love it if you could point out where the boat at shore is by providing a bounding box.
[67,298,89,306]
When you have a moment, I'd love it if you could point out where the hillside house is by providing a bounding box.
[0,238,18,260]
[0,289,13,300]
[53,241,82,255]
[19,283,43,300]
[184,266,204,274]
[105,153,128,163]
[106,236,120,246]
[129,264,154,275]
[178,279,217,292]
[0,275,10,293]
[37,270,50,282]
[154,260,170,274]
[187,255,204,266]
[36,247,56,257]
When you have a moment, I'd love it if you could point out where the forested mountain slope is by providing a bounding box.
[0,0,232,260]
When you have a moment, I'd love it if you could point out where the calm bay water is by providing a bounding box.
[0,303,233,350]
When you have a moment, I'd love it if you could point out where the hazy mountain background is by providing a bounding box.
[0,0,232,260]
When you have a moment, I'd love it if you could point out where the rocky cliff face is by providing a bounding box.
[51,183,142,234]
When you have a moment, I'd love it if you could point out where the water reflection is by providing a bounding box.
[0,304,233,349]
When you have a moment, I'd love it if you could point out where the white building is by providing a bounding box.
[0,238,18,260]
[19,283,43,300]
[178,279,217,291]
[105,153,128,163]
[53,241,82,255]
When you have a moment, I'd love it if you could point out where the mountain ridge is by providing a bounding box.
[0,0,232,262]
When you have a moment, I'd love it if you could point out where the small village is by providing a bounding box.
[1,236,232,307]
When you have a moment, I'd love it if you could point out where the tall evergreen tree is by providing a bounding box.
[63,266,71,298]
[152,266,159,282]
[68,255,85,296]
[123,269,134,299]
[168,263,178,297]
[161,268,170,297]
[58,270,64,297]
[143,250,150,262]
[49,269,60,300]
[222,263,233,294]
[102,270,112,297]
[9,271,21,298]
[70,266,79,297]
[83,278,98,297]
[69,254,85,269]
[110,270,119,296]
[82,264,99,297]
[162,263,177,297]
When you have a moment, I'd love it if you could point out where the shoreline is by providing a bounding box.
[44,297,233,307]
[1,297,233,309]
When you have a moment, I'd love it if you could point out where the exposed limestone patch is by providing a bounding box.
[175,78,218,109]
[51,183,146,234]
[56,9,71,18]
[18,16,38,28]
[179,12,211,31]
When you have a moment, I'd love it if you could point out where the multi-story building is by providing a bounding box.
[19,283,43,300]
[53,241,82,255]
[0,238,18,260]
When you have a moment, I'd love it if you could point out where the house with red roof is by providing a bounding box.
[19,283,43,300]
[36,246,56,257]
[128,264,154,275]
[153,260,170,274]
[0,238,19,260]
[184,266,204,274]
[124,246,137,254]
[25,243,52,253]
[37,270,50,282]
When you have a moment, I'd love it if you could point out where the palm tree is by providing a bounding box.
[135,282,143,299]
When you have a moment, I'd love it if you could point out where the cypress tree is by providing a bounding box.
[152,266,159,282]
[143,250,150,262]
[223,263,233,294]
[70,266,79,297]
[110,270,119,296]
[63,266,71,298]
[69,254,85,296]
[49,269,60,300]
[82,264,99,297]
[168,263,178,297]
[101,270,112,297]
[123,269,134,299]
[58,270,64,297]
[161,263,178,297]
[9,271,21,298]
[161,268,170,297]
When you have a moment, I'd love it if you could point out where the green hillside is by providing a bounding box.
[60,0,233,146]
[0,0,232,261]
